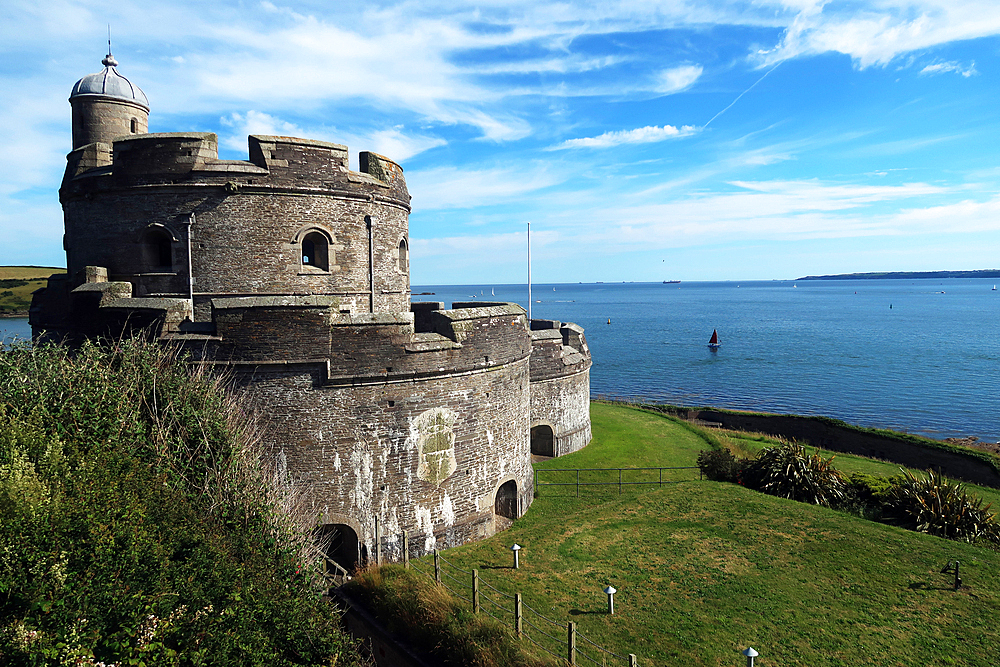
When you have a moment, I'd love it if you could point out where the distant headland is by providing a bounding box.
[796,269,1000,281]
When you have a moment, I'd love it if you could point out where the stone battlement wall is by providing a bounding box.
[59,134,411,314]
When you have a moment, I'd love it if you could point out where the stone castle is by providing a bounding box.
[30,53,592,569]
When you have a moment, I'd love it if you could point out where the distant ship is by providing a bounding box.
[663,280,681,284]
[708,329,721,349]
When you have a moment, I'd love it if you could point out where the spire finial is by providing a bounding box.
[102,26,118,68]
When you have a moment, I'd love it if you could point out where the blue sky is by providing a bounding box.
[2,1,999,283]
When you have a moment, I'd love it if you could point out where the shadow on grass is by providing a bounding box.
[569,609,608,616]
[479,564,516,570]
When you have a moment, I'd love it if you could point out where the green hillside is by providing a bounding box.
[410,404,1000,666]
[0,267,63,315]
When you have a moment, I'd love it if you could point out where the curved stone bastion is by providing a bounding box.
[30,52,593,570]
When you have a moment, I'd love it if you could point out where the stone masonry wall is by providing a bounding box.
[59,133,410,315]
[231,356,533,559]
[530,368,592,457]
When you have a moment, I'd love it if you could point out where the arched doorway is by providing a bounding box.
[530,424,555,457]
[495,480,518,520]
[314,523,360,574]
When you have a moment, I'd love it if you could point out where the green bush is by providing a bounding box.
[743,441,846,507]
[0,340,363,666]
[883,469,1000,544]
[697,448,743,482]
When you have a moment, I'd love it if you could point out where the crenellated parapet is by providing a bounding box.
[57,133,412,316]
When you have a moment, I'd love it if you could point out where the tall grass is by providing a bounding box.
[0,339,362,666]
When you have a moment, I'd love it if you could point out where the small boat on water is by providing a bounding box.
[663,280,680,284]
[708,329,721,349]
[993,285,997,291]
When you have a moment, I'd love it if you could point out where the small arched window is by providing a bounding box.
[302,231,329,271]
[142,227,173,271]
[130,118,138,133]
[398,238,408,273]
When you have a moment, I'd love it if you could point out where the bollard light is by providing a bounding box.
[742,647,758,667]
[511,543,522,569]
[603,585,617,614]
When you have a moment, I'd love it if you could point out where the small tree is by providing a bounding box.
[744,441,846,507]
[884,469,1000,543]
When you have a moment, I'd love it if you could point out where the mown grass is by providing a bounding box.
[0,266,62,315]
[417,403,1000,667]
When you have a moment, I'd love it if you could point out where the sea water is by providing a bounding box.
[5,278,997,442]
[415,279,1000,443]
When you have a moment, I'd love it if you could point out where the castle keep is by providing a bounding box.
[31,54,592,568]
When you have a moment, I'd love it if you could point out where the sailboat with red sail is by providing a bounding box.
[707,329,721,349]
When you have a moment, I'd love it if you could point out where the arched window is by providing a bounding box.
[142,227,173,271]
[302,231,329,271]
[130,118,138,133]
[398,238,409,273]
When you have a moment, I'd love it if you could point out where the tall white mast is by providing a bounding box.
[527,222,532,321]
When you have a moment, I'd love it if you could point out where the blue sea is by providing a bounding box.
[4,278,998,442]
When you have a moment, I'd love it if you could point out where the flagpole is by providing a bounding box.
[527,222,532,322]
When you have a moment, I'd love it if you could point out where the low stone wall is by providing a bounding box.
[649,405,1000,488]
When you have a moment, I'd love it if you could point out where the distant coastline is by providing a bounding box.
[796,269,1000,281]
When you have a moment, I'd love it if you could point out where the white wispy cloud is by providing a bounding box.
[920,60,978,77]
[549,124,699,150]
[407,164,566,210]
[653,64,704,94]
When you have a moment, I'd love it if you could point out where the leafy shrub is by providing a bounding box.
[697,448,743,482]
[345,564,557,667]
[742,441,846,506]
[883,469,1000,544]
[0,339,363,666]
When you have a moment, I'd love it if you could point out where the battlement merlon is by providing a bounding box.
[61,132,410,205]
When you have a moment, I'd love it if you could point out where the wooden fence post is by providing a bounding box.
[515,593,523,636]
[473,569,480,614]
[402,532,409,569]
[628,653,637,667]
[434,550,441,584]
[568,621,576,665]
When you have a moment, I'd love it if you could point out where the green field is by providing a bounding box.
[416,403,1000,666]
[0,266,62,314]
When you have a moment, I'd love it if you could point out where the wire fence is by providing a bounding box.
[535,466,701,497]
[405,549,638,666]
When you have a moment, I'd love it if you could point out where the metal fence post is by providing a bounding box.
[659,468,662,488]
[515,593,523,636]
[434,550,441,584]
[568,621,577,665]
[576,469,580,497]
[473,569,480,614]
[374,516,381,566]
[402,532,409,569]
[619,468,622,494]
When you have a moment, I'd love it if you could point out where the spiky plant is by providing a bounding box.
[745,441,846,506]
[885,469,1000,543]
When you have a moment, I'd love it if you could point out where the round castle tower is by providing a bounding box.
[70,53,149,150]
[32,54,592,570]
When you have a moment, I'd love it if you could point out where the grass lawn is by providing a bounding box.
[416,403,1000,667]
[0,265,63,314]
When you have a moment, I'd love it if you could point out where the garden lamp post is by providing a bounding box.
[511,543,521,569]
[603,585,617,614]
[742,647,758,667]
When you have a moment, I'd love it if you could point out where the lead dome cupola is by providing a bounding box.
[70,53,149,110]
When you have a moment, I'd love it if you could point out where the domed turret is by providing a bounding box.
[70,53,149,149]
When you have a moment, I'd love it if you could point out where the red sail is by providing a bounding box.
[709,329,719,345]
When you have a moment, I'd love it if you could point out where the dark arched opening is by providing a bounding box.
[530,424,555,457]
[142,227,173,272]
[302,231,329,271]
[495,480,518,520]
[398,238,408,272]
[314,523,360,573]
